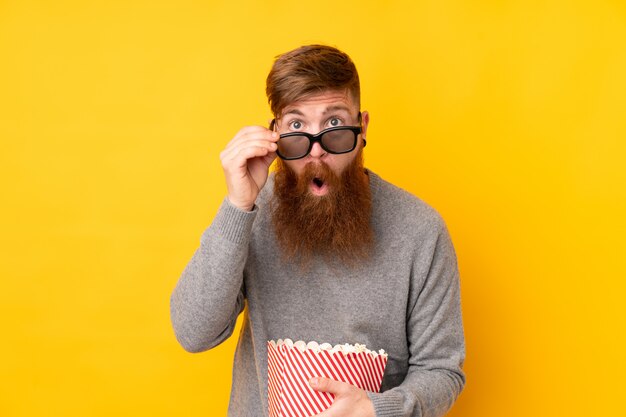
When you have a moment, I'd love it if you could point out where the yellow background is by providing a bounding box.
[1,0,625,416]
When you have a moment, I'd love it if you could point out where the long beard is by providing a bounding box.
[270,150,373,269]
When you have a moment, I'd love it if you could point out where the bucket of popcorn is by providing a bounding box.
[267,339,388,417]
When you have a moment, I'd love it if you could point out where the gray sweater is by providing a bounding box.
[170,170,466,417]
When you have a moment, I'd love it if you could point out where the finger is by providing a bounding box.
[309,377,351,396]
[224,125,268,146]
[221,139,278,163]
[227,128,278,150]
[259,151,278,167]
[223,136,277,155]
[235,125,272,136]
[235,128,278,144]
[267,150,278,161]
[225,146,275,170]
[220,139,278,158]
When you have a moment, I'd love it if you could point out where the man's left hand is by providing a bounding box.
[309,377,375,417]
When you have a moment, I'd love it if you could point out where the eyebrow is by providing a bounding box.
[282,109,305,117]
[322,105,351,115]
[281,105,352,118]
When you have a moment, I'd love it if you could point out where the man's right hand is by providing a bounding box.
[220,126,279,211]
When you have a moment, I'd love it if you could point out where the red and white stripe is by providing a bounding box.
[267,341,388,417]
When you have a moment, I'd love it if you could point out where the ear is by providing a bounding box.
[360,110,370,144]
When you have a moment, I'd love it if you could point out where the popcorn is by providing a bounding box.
[267,339,388,417]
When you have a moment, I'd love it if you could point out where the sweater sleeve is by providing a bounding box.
[366,219,466,416]
[169,197,257,353]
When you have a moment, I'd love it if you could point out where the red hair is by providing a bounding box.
[266,44,361,118]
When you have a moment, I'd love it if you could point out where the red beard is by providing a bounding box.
[270,150,373,269]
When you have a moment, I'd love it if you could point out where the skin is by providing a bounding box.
[220,90,370,211]
[309,377,376,417]
[220,90,375,416]
[277,91,369,193]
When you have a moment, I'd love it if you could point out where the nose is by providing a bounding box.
[308,141,326,158]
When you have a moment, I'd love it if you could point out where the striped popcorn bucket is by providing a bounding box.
[267,339,388,417]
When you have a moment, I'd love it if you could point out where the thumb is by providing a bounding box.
[262,151,277,166]
[309,377,349,395]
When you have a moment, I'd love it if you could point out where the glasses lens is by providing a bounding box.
[277,135,310,159]
[321,129,356,153]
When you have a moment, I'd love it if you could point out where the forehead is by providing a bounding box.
[280,91,356,118]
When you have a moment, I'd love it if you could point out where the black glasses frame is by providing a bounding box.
[276,126,362,160]
[269,113,366,161]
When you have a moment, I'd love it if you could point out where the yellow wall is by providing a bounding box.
[2,1,625,416]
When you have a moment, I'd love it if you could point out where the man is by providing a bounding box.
[170,44,466,417]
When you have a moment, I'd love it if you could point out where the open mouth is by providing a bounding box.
[310,177,329,195]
